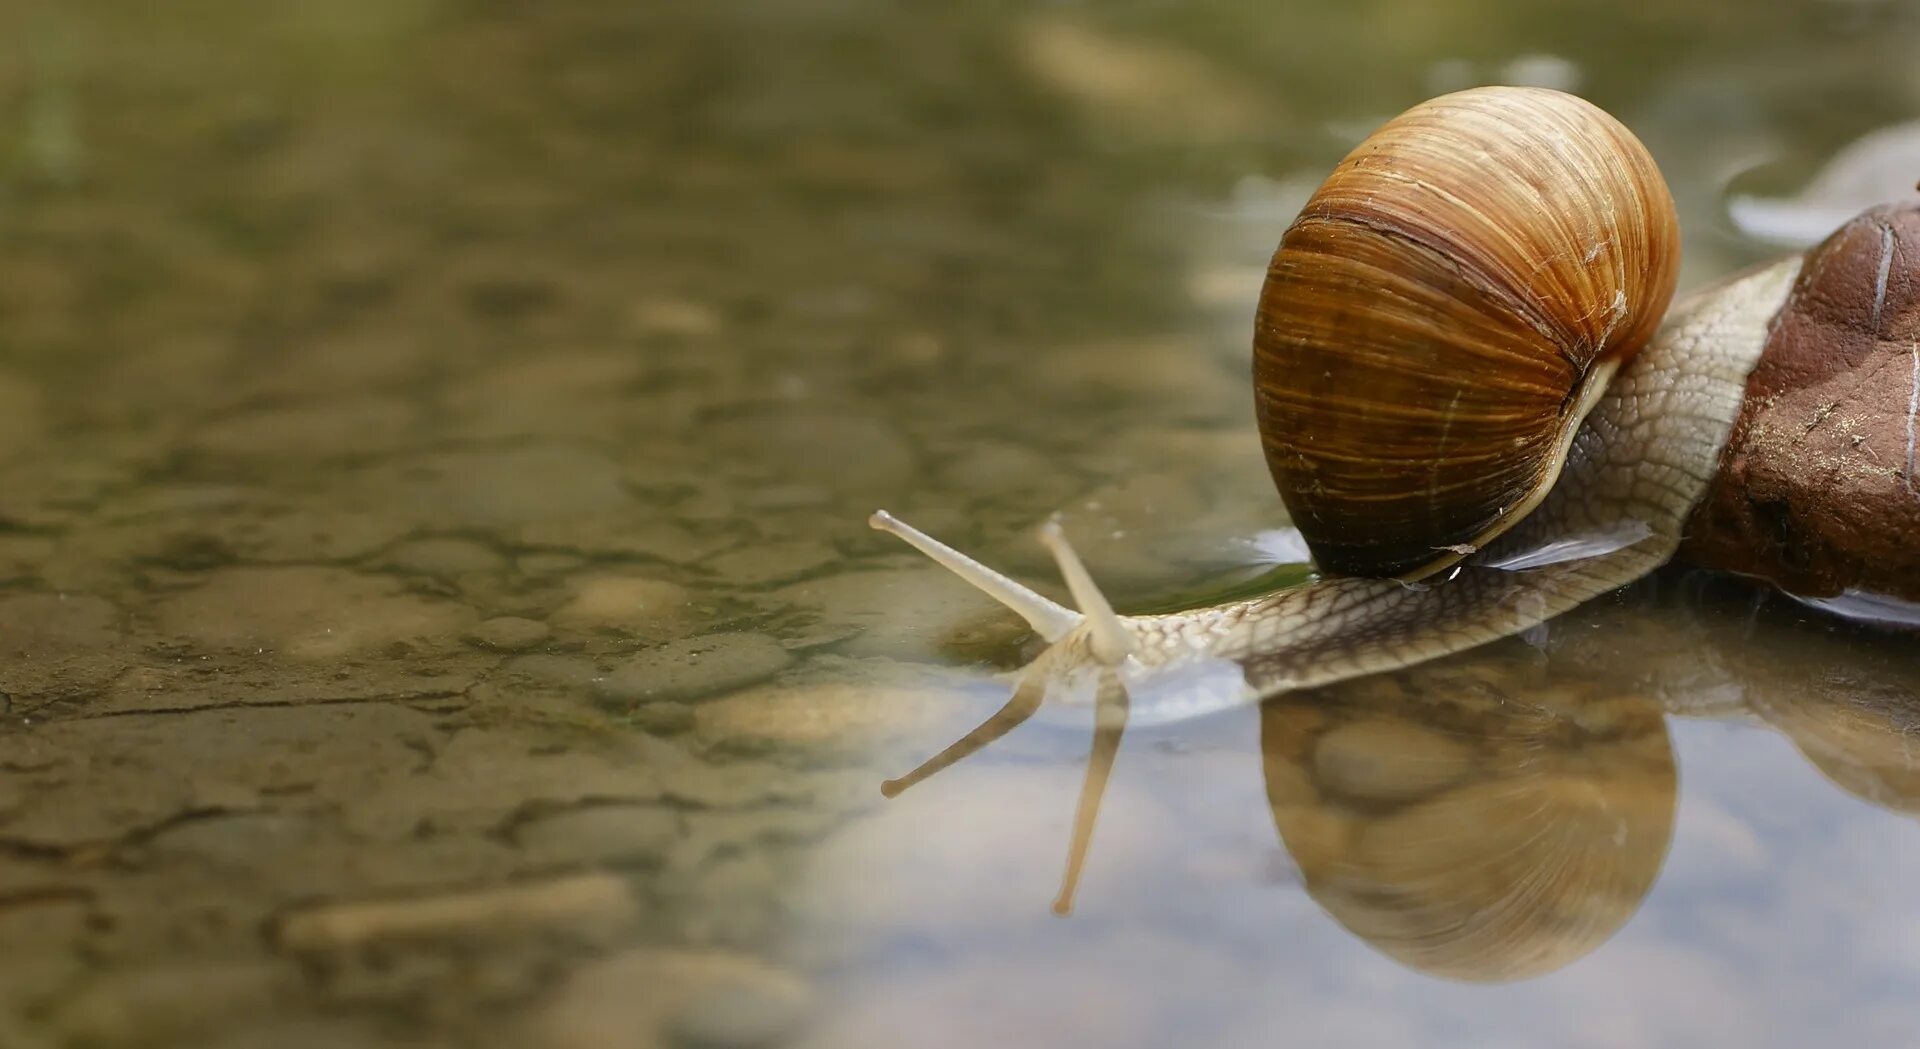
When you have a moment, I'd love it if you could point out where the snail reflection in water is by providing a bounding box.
[1248,590,1915,984]
[867,87,1920,911]
[1259,659,1675,983]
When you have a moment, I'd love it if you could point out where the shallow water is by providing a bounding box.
[1,1,1918,1047]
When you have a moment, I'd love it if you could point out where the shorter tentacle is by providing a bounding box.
[1038,518,1135,666]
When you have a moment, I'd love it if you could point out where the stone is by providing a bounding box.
[0,369,45,455]
[668,975,811,1049]
[701,540,840,587]
[593,633,793,705]
[185,395,418,460]
[210,505,412,564]
[415,728,676,819]
[937,440,1058,496]
[147,811,309,869]
[0,1016,47,1049]
[1031,332,1239,405]
[153,566,474,659]
[0,593,128,700]
[517,552,588,578]
[767,566,1010,658]
[0,891,89,1009]
[354,445,633,530]
[1682,201,1920,604]
[48,962,283,1049]
[509,804,679,866]
[381,537,507,577]
[89,660,476,718]
[703,410,914,497]
[552,575,692,634]
[528,948,811,1049]
[442,354,644,442]
[737,484,832,512]
[1310,718,1476,805]
[503,653,606,691]
[1016,15,1267,145]
[633,702,697,735]
[692,677,972,761]
[0,534,54,581]
[631,296,723,337]
[274,872,638,952]
[519,518,735,565]
[465,616,552,652]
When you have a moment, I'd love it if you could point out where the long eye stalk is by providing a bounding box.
[869,510,1081,641]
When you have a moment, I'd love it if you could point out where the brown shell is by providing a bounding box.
[1253,86,1680,579]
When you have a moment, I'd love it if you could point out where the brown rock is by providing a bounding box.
[1682,201,1920,604]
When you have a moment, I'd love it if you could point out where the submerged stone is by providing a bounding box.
[593,633,794,705]
[465,616,552,652]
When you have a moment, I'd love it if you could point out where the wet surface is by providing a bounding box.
[1,1,1919,1047]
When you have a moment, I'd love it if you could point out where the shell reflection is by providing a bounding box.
[1748,667,1920,814]
[1260,670,1676,983]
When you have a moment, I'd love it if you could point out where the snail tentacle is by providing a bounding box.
[1053,669,1128,917]
[1038,517,1136,665]
[880,675,1047,799]
[868,509,1081,641]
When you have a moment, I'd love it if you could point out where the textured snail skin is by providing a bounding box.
[1254,87,1681,580]
[1031,259,1801,724]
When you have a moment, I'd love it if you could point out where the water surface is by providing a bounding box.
[1,2,1918,1047]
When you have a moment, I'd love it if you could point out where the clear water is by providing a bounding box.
[1,2,1917,1047]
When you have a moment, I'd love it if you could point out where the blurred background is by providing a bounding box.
[1,2,1919,1048]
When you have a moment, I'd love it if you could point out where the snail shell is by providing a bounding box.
[1254,86,1681,579]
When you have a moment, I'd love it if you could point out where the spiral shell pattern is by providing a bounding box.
[1254,86,1680,578]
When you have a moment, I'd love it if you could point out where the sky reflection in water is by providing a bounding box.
[800,581,1920,1049]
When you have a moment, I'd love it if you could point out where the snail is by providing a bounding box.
[865,86,1918,911]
